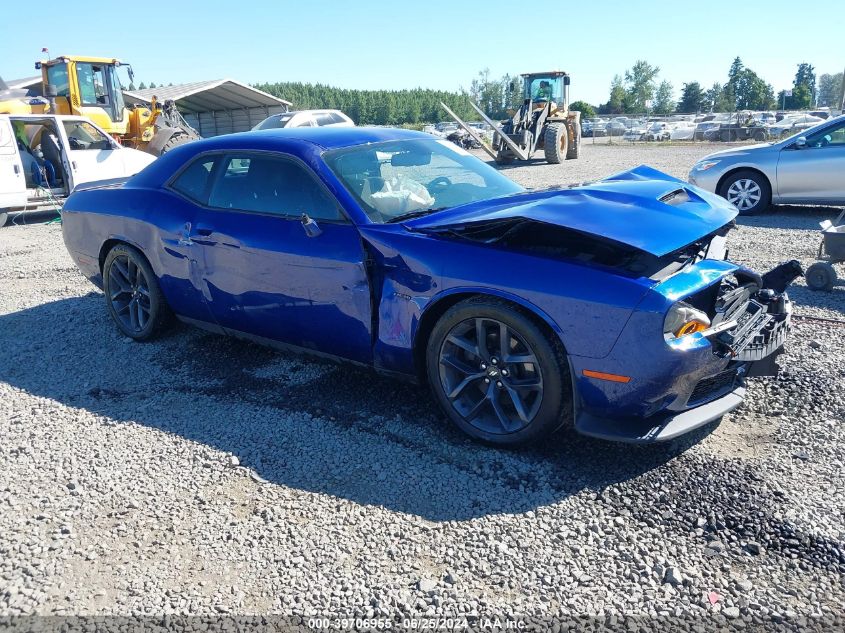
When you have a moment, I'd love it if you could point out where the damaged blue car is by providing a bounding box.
[62,128,798,446]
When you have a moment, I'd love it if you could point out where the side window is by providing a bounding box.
[62,121,112,150]
[807,122,845,148]
[208,154,342,220]
[329,112,348,124]
[171,157,217,204]
[314,113,335,126]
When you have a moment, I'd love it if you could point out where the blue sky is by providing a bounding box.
[2,0,842,106]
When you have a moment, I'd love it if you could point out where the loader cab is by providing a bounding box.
[37,56,131,136]
[522,72,570,109]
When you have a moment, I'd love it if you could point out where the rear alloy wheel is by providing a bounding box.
[103,244,171,340]
[427,299,572,446]
[719,170,771,215]
[543,123,568,164]
[805,262,836,291]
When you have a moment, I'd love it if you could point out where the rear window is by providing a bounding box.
[171,157,217,204]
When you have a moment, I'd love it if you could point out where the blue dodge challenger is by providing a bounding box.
[62,128,798,446]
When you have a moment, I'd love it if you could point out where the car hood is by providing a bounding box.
[700,142,775,160]
[404,165,737,257]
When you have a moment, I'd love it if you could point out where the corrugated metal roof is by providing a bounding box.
[5,76,41,91]
[123,79,290,112]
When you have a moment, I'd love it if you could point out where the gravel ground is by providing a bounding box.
[1,142,844,630]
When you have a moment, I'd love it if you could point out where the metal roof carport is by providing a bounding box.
[123,79,291,137]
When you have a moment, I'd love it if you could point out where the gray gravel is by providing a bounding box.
[1,141,843,629]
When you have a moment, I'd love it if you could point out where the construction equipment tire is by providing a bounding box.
[543,123,567,164]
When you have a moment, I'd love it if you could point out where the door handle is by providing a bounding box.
[194,225,214,236]
[13,165,20,174]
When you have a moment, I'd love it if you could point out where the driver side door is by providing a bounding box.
[60,119,127,187]
[777,120,845,203]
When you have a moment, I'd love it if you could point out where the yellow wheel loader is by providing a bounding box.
[0,55,200,155]
[441,71,581,165]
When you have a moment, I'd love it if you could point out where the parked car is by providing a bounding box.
[644,122,671,141]
[0,114,155,227]
[689,114,845,214]
[605,120,627,136]
[62,128,794,446]
[622,125,646,142]
[768,114,824,138]
[582,118,607,137]
[669,122,696,141]
[252,109,354,131]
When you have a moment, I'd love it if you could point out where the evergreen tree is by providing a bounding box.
[676,82,706,113]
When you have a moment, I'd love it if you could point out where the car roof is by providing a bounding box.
[128,127,436,189]
[187,126,431,151]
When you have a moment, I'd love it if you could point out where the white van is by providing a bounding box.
[0,114,155,226]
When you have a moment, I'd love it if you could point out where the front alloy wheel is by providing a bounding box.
[427,299,572,445]
[726,179,762,212]
[439,317,543,434]
[719,170,772,215]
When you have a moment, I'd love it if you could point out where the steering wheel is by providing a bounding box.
[427,176,452,193]
[68,136,85,150]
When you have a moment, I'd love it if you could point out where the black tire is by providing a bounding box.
[0,211,7,227]
[718,169,772,215]
[753,129,767,142]
[159,132,195,154]
[543,123,568,164]
[426,298,572,446]
[566,121,581,160]
[805,262,836,291]
[103,244,172,340]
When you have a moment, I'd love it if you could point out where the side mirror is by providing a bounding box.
[300,213,322,238]
[793,136,807,149]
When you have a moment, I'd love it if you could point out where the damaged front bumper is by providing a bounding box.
[572,261,796,443]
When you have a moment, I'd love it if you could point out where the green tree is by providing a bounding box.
[652,80,674,114]
[705,82,731,112]
[734,69,775,110]
[569,100,596,119]
[127,82,136,91]
[818,72,844,107]
[624,60,660,112]
[149,82,157,89]
[676,81,706,113]
[138,81,147,90]
[605,74,627,114]
[794,63,816,92]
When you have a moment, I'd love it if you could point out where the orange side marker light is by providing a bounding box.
[582,369,631,383]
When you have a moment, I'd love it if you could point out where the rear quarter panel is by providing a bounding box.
[61,186,212,323]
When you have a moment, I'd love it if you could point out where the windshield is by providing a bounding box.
[323,138,524,223]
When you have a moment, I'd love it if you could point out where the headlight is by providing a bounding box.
[694,159,721,172]
[664,302,711,340]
